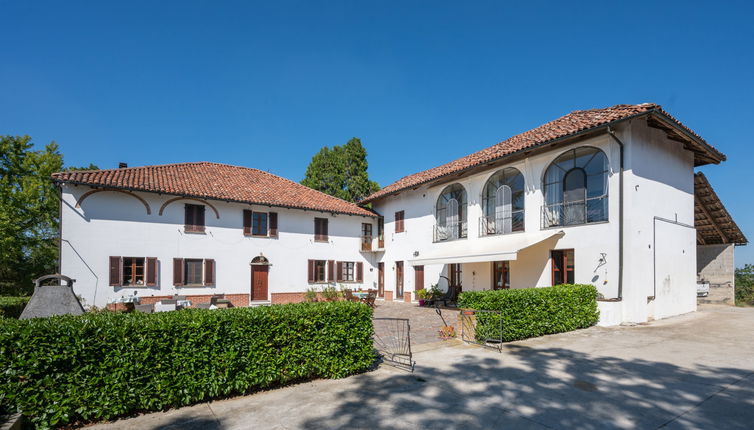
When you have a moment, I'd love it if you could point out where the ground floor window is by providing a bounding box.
[109,256,157,287]
[449,263,462,287]
[341,262,355,281]
[493,261,510,290]
[172,258,215,287]
[314,260,327,282]
[551,249,575,285]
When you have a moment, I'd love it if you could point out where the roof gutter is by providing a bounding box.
[51,179,379,218]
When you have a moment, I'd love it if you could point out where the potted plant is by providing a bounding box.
[415,289,429,306]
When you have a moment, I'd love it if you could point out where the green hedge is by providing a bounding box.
[0,297,30,319]
[457,284,600,342]
[0,301,374,428]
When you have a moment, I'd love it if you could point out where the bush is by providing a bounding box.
[735,265,754,306]
[0,301,374,428]
[457,284,599,342]
[0,297,30,319]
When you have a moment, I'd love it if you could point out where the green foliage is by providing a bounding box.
[304,287,319,302]
[735,264,754,306]
[301,137,380,203]
[415,289,430,300]
[0,302,374,428]
[321,285,341,301]
[0,136,98,295]
[458,285,600,342]
[0,297,30,319]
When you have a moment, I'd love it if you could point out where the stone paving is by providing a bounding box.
[372,300,459,346]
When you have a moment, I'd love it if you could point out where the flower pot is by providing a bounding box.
[418,299,426,306]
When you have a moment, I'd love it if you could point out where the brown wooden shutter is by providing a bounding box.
[314,219,320,240]
[185,204,194,229]
[109,256,122,286]
[197,206,206,232]
[356,262,363,283]
[336,262,343,282]
[243,210,252,235]
[269,212,278,237]
[204,259,215,286]
[146,257,158,286]
[307,259,314,283]
[414,265,424,290]
[173,258,184,286]
[327,260,335,282]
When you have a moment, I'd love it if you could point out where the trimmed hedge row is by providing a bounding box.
[0,301,374,428]
[0,297,29,319]
[457,284,600,342]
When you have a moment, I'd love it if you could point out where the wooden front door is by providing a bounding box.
[378,262,385,297]
[251,265,269,301]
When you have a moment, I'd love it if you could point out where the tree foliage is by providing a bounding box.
[301,137,379,203]
[735,264,754,306]
[0,136,98,295]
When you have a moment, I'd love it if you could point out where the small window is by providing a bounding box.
[315,260,327,282]
[551,249,575,285]
[493,261,510,290]
[123,257,145,286]
[185,204,206,233]
[395,211,405,233]
[314,218,329,241]
[341,262,355,282]
[252,212,268,236]
[185,259,204,285]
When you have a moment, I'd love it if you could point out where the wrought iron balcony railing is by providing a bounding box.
[478,211,525,236]
[433,222,467,242]
[541,195,608,228]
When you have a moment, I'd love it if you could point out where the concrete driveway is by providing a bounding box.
[88,305,754,429]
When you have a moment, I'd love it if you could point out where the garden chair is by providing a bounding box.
[343,289,358,302]
[433,286,460,307]
[361,291,377,308]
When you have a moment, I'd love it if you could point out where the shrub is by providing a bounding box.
[0,301,374,428]
[735,265,754,306]
[304,287,319,302]
[457,284,599,342]
[0,297,30,319]
[321,285,340,301]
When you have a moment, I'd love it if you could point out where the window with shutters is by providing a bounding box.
[109,256,157,287]
[252,212,268,236]
[341,262,355,282]
[314,218,329,241]
[184,204,206,233]
[395,211,405,233]
[173,258,215,287]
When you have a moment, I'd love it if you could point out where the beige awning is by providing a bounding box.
[408,230,564,266]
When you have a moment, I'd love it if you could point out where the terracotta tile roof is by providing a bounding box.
[362,103,725,203]
[52,162,376,217]
[694,172,747,245]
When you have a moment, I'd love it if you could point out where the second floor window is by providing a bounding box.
[185,204,205,233]
[395,211,405,233]
[481,167,525,235]
[244,210,278,237]
[314,217,329,241]
[252,212,268,236]
[543,147,608,228]
[435,184,467,241]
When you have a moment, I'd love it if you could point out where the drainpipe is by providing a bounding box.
[607,126,624,301]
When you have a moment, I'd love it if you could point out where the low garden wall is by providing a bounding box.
[457,284,600,342]
[0,301,374,428]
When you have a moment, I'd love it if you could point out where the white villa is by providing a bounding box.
[54,103,745,325]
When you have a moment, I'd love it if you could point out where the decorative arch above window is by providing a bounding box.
[481,167,525,235]
[542,146,609,227]
[76,188,152,214]
[434,184,467,241]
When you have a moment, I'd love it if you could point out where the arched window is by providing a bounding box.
[435,184,467,241]
[481,167,525,235]
[543,147,608,227]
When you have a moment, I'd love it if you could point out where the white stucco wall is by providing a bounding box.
[371,118,698,325]
[60,185,377,308]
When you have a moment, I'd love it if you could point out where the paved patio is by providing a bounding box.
[88,305,754,429]
[372,300,459,346]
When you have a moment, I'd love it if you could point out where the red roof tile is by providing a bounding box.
[52,162,376,217]
[362,103,724,203]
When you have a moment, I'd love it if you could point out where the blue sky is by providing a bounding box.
[2,1,752,266]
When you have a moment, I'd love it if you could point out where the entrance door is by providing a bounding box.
[395,261,404,299]
[251,265,269,301]
[378,262,385,298]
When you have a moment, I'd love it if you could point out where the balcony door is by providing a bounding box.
[495,185,512,234]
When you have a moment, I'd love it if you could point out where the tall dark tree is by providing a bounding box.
[301,138,379,203]
[0,136,98,295]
